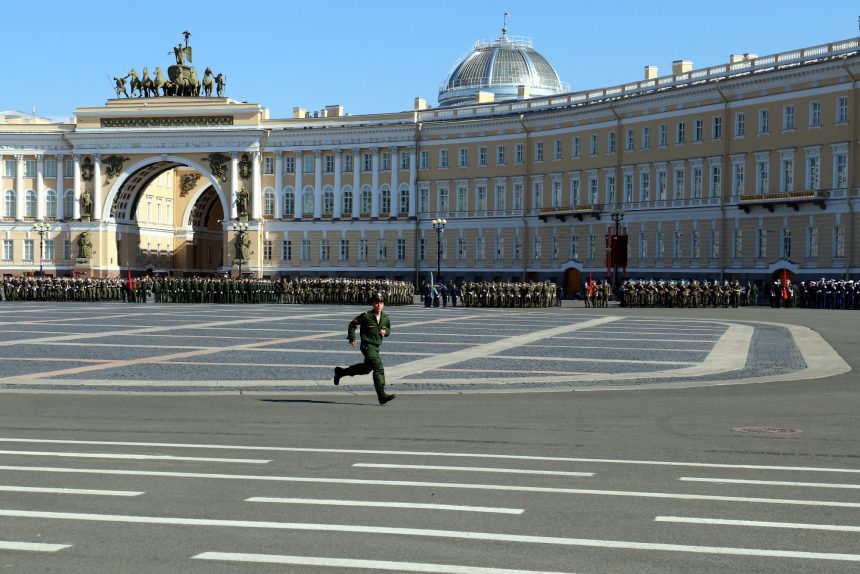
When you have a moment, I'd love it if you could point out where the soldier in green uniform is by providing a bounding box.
[333,291,395,405]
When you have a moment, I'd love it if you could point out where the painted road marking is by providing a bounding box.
[656,516,860,533]
[0,450,269,464]
[0,540,70,552]
[680,476,860,489]
[0,485,142,496]
[352,463,594,477]
[246,497,524,514]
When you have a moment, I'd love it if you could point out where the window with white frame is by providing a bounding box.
[323,187,335,216]
[263,188,275,216]
[656,230,664,259]
[735,112,745,137]
[495,235,504,261]
[400,151,410,170]
[710,164,721,197]
[25,160,35,177]
[361,186,372,215]
[833,226,844,257]
[532,180,543,209]
[658,124,667,147]
[4,160,14,177]
[589,134,598,156]
[419,237,425,261]
[806,226,818,258]
[588,175,598,205]
[457,236,465,262]
[45,159,56,177]
[324,154,334,173]
[477,184,487,212]
[285,156,295,174]
[342,186,352,215]
[606,174,616,204]
[586,233,594,261]
[458,148,468,167]
[806,153,820,190]
[674,167,685,200]
[361,153,372,172]
[732,162,745,196]
[607,132,616,153]
[396,238,406,261]
[303,154,314,173]
[23,239,34,261]
[380,187,391,216]
[639,170,650,202]
[376,239,387,262]
[672,229,681,260]
[676,121,685,144]
[478,146,487,166]
[263,157,274,174]
[624,172,633,204]
[340,239,349,261]
[513,182,523,210]
[44,239,54,261]
[381,152,390,171]
[535,142,544,162]
[477,235,485,262]
[553,139,562,160]
[733,228,742,259]
[638,231,647,260]
[515,143,523,164]
[263,240,273,261]
[46,190,57,218]
[551,179,561,208]
[758,109,769,133]
[694,119,703,142]
[571,175,581,205]
[438,186,449,213]
[756,228,766,258]
[570,233,578,260]
[2,239,13,261]
[809,101,821,127]
[64,159,74,177]
[641,126,650,149]
[710,229,719,259]
[837,96,849,123]
[551,235,558,260]
[63,239,71,261]
[572,137,580,158]
[626,128,634,151]
[691,229,700,259]
[656,169,667,200]
[496,145,505,165]
[712,116,722,139]
[419,186,429,213]
[756,158,769,194]
[359,238,368,261]
[419,150,429,170]
[301,239,311,261]
[781,228,791,259]
[399,186,409,215]
[494,183,506,211]
[25,190,35,217]
[344,154,353,172]
[780,157,794,193]
[783,105,794,130]
[456,185,468,212]
[533,234,542,261]
[303,186,314,215]
[513,234,521,261]
[835,152,848,189]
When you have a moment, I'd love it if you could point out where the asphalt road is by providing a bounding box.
[0,303,857,574]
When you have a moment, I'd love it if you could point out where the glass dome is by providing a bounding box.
[438,28,568,107]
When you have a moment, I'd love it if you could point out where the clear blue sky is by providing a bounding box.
[5,0,858,121]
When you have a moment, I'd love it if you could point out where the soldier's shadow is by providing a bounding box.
[260,398,372,407]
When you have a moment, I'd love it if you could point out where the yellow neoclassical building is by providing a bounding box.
[0,31,858,292]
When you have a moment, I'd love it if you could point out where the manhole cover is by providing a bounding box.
[732,426,801,434]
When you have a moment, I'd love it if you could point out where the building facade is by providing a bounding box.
[1,34,858,293]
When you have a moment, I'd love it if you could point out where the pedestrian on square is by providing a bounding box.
[333,292,396,405]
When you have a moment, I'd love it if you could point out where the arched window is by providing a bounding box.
[4,190,13,217]
[302,185,314,215]
[380,185,391,216]
[399,184,409,215]
[342,185,353,216]
[64,190,75,219]
[25,189,36,217]
[46,190,57,218]
[360,185,372,216]
[263,187,275,216]
[283,187,294,217]
[322,186,334,216]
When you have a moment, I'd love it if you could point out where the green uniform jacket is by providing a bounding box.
[348,310,391,347]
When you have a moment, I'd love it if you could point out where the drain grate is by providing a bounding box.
[732,426,801,435]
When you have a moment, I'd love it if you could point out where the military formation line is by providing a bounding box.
[421,281,561,308]
[619,279,756,308]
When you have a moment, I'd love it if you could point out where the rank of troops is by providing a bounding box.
[421,280,560,308]
[772,278,860,310]
[0,275,414,306]
[620,279,757,308]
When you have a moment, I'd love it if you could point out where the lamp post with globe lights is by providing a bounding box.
[610,208,625,295]
[32,221,51,277]
[432,218,446,282]
[231,221,249,277]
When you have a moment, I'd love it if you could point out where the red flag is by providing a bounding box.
[782,269,788,301]
[127,266,133,291]
[588,273,594,297]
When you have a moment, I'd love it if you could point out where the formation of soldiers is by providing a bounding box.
[772,278,860,310]
[421,280,560,308]
[583,280,612,308]
[0,275,414,306]
[620,279,756,308]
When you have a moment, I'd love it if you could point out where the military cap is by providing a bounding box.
[371,291,385,302]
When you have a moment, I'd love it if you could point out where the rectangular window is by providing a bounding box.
[692,167,703,199]
[624,173,633,204]
[439,187,449,212]
[282,240,292,261]
[588,177,598,205]
[783,105,795,130]
[513,182,523,210]
[607,132,616,153]
[25,160,35,177]
[64,159,74,177]
[570,234,578,260]
[376,239,387,261]
[571,177,580,205]
[2,239,13,261]
[658,124,667,147]
[835,154,848,189]
[535,142,544,162]
[494,183,506,211]
[691,229,700,259]
[419,187,429,213]
[263,240,272,261]
[439,149,449,168]
[781,228,791,259]
[809,101,820,127]
[344,154,353,172]
[381,153,390,171]
[285,156,295,174]
[756,228,766,258]
[756,159,769,194]
[320,239,330,262]
[419,237,425,261]
[496,145,505,165]
[340,239,349,261]
[606,175,616,204]
[694,119,703,142]
[656,230,664,259]
[477,185,487,212]
[657,170,667,200]
[733,229,743,259]
[640,171,650,202]
[496,235,504,261]
[515,143,524,164]
[302,154,314,174]
[63,240,71,261]
[710,229,719,259]
[400,151,410,170]
[674,169,685,200]
[733,163,744,196]
[419,150,429,170]
[533,235,541,261]
[44,239,55,261]
[735,112,745,137]
[324,154,334,173]
[641,126,650,149]
[758,109,769,133]
[676,122,685,144]
[807,226,818,258]
[362,153,372,172]
[638,231,647,260]
[24,239,34,261]
[359,239,368,261]
[833,226,845,257]
[300,239,311,261]
[710,165,721,197]
[837,96,849,123]
[45,159,57,178]
[553,139,562,160]
[712,116,722,139]
[781,158,794,193]
[396,238,406,261]
[457,185,468,212]
[572,137,580,158]
[589,135,598,156]
[625,128,634,151]
[532,180,543,210]
[4,160,14,178]
[672,230,681,260]
[806,156,820,190]
[478,146,487,166]
[264,157,274,174]
[458,148,468,167]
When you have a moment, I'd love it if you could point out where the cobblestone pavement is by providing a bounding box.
[0,303,848,394]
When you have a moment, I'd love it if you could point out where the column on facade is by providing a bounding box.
[251,150,262,220]
[72,155,82,220]
[333,149,342,219]
[230,152,239,219]
[389,146,398,217]
[92,154,103,220]
[274,151,283,219]
[15,155,24,220]
[35,155,45,220]
[408,146,417,217]
[55,154,65,220]
[294,151,303,219]
[351,148,360,219]
[313,150,322,219]
[0,155,4,219]
[371,148,380,218]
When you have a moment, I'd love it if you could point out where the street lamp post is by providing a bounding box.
[432,218,446,282]
[231,221,249,278]
[610,208,625,295]
[32,221,50,277]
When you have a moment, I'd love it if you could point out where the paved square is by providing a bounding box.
[0,303,848,393]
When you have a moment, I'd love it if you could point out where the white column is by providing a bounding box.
[371,148,380,218]
[55,154,65,221]
[313,150,322,219]
[230,152,239,219]
[351,148,360,219]
[15,155,24,220]
[390,146,399,217]
[333,149,342,219]
[408,146,417,217]
[73,155,81,220]
[294,151,303,219]
[251,150,262,220]
[36,155,45,220]
[93,154,103,220]
[274,151,283,219]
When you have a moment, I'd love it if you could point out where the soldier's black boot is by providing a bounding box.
[333,367,344,386]
[378,393,396,405]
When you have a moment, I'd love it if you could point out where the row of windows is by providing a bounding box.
[267,186,411,218]
[1,239,70,262]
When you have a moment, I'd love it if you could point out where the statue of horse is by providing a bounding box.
[153,67,166,96]
[202,67,214,97]
[128,69,143,97]
[140,67,154,97]
[189,67,200,96]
